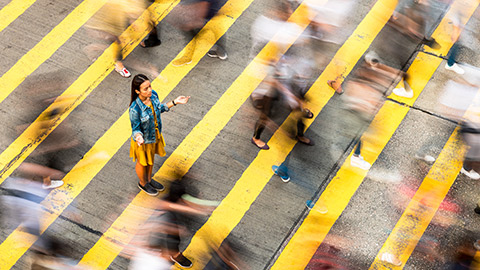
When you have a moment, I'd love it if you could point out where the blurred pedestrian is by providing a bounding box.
[84,0,150,78]
[149,179,211,268]
[339,52,403,169]
[169,0,227,67]
[459,120,480,180]
[129,74,190,196]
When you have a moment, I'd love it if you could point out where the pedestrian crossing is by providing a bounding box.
[0,0,478,269]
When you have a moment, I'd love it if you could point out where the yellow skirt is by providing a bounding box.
[130,129,166,166]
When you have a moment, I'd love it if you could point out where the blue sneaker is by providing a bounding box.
[306,200,315,209]
[272,165,290,182]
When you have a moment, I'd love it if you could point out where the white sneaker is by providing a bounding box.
[351,155,372,170]
[379,252,402,266]
[393,86,414,98]
[461,167,480,180]
[42,180,64,189]
[445,63,465,75]
[414,154,435,164]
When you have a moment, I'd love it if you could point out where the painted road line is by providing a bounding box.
[0,0,179,186]
[0,0,36,33]
[368,131,466,269]
[0,0,109,105]
[78,0,400,268]
[271,0,478,269]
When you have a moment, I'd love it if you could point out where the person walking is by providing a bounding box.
[129,74,190,196]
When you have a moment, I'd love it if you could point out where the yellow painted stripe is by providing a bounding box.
[0,0,179,186]
[369,131,465,270]
[0,0,109,104]
[272,0,478,269]
[78,2,318,268]
[0,0,36,33]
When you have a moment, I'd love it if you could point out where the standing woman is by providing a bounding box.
[129,74,190,196]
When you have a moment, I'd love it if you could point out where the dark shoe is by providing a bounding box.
[251,138,269,150]
[422,37,441,50]
[171,253,192,268]
[149,180,165,191]
[303,108,314,119]
[138,182,158,196]
[207,46,228,60]
[475,206,480,215]
[297,136,315,146]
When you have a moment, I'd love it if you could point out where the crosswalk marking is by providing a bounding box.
[77,0,399,268]
[0,0,179,187]
[369,131,465,269]
[271,0,478,268]
[0,0,108,105]
[0,0,36,33]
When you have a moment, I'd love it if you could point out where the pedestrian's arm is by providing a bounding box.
[129,109,144,146]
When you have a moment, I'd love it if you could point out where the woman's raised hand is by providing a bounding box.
[174,96,190,105]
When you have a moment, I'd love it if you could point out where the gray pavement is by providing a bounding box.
[1,0,480,269]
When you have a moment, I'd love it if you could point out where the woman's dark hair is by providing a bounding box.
[130,74,150,105]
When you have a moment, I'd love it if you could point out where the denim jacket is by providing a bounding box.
[129,90,169,144]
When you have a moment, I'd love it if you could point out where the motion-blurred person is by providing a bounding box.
[204,238,244,270]
[250,0,306,60]
[30,235,89,269]
[84,0,150,78]
[459,120,480,180]
[444,1,471,75]
[129,74,190,196]
[16,91,80,189]
[128,236,173,270]
[388,0,441,98]
[250,58,314,149]
[337,52,403,169]
[1,177,46,235]
[438,66,480,179]
[148,179,213,268]
[306,0,355,78]
[169,0,227,66]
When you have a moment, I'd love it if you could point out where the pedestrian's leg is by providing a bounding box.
[351,139,371,170]
[135,161,148,186]
[273,155,290,182]
[296,113,314,145]
[251,97,271,149]
[447,42,459,67]
[354,140,362,157]
[172,29,198,66]
[146,164,154,183]
[113,38,131,78]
